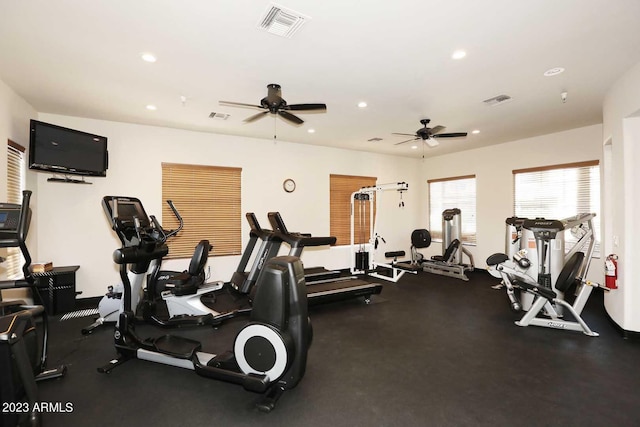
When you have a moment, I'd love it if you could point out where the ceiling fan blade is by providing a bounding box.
[432,132,468,138]
[219,101,264,110]
[394,137,418,146]
[243,111,269,123]
[425,138,440,148]
[392,132,417,137]
[287,103,327,111]
[278,110,304,125]
[429,125,446,135]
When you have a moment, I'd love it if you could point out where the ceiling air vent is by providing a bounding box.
[209,112,230,120]
[483,94,512,106]
[257,3,309,38]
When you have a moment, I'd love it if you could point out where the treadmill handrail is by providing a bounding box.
[267,212,336,247]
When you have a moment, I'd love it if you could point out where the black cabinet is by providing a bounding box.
[32,266,79,315]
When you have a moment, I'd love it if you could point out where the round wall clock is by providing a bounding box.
[283,178,296,193]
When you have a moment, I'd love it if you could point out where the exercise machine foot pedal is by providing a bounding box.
[153,335,202,359]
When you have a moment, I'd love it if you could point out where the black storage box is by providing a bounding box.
[32,266,79,315]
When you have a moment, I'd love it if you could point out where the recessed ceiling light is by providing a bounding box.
[452,50,466,60]
[146,104,157,111]
[472,130,480,134]
[141,53,157,63]
[358,101,367,108]
[411,145,418,149]
[543,67,565,77]
[307,129,315,133]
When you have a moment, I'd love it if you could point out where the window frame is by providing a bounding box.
[427,174,477,245]
[512,160,601,257]
[161,162,242,259]
[329,174,377,246]
[4,140,26,279]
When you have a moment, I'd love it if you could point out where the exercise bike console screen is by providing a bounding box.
[102,196,151,229]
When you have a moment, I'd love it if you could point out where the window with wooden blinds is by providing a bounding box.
[4,140,26,279]
[161,163,242,259]
[330,174,376,246]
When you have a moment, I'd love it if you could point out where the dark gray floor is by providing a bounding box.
[36,270,640,427]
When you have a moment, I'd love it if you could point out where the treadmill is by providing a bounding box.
[267,212,383,306]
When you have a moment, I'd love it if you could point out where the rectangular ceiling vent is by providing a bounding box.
[483,94,512,106]
[258,3,309,38]
[209,112,230,120]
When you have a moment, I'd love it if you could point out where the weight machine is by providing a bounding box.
[506,213,597,312]
[418,208,475,281]
[487,213,606,336]
[350,182,414,283]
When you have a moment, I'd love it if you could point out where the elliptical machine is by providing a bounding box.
[1,191,67,427]
[97,196,312,412]
[83,203,281,333]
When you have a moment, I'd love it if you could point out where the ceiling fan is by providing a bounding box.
[393,118,468,147]
[219,84,327,125]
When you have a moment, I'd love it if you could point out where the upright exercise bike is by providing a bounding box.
[97,196,312,412]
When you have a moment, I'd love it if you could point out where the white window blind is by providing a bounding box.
[4,140,26,279]
[513,161,600,256]
[428,175,477,244]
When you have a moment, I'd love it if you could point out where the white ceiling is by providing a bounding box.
[1,0,639,158]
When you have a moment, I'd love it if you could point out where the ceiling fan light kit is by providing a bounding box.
[392,118,468,148]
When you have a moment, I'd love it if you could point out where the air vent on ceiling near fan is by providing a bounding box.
[258,3,309,38]
[209,112,230,120]
[483,94,512,106]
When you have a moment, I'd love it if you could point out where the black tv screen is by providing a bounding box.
[29,120,108,177]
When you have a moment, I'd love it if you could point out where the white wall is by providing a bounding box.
[34,114,423,297]
[0,78,38,301]
[602,60,640,332]
[417,124,604,282]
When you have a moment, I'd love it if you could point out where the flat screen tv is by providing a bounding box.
[29,120,108,177]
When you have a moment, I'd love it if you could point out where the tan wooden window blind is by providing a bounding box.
[161,163,242,259]
[330,174,376,246]
[4,140,26,279]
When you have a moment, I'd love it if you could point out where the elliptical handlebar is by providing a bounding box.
[163,200,184,239]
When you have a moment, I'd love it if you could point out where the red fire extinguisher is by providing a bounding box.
[605,254,618,289]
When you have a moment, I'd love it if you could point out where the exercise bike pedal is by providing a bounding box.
[152,334,202,359]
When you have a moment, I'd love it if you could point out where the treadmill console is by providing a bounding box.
[0,203,21,233]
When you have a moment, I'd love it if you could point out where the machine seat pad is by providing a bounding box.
[411,229,432,249]
[517,281,557,300]
[394,262,421,272]
[486,253,509,266]
[167,272,204,296]
[385,251,406,259]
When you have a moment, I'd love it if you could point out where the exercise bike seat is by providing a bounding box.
[486,253,509,266]
[159,240,212,296]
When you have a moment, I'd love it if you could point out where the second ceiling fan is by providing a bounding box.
[393,118,467,147]
[219,83,327,125]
